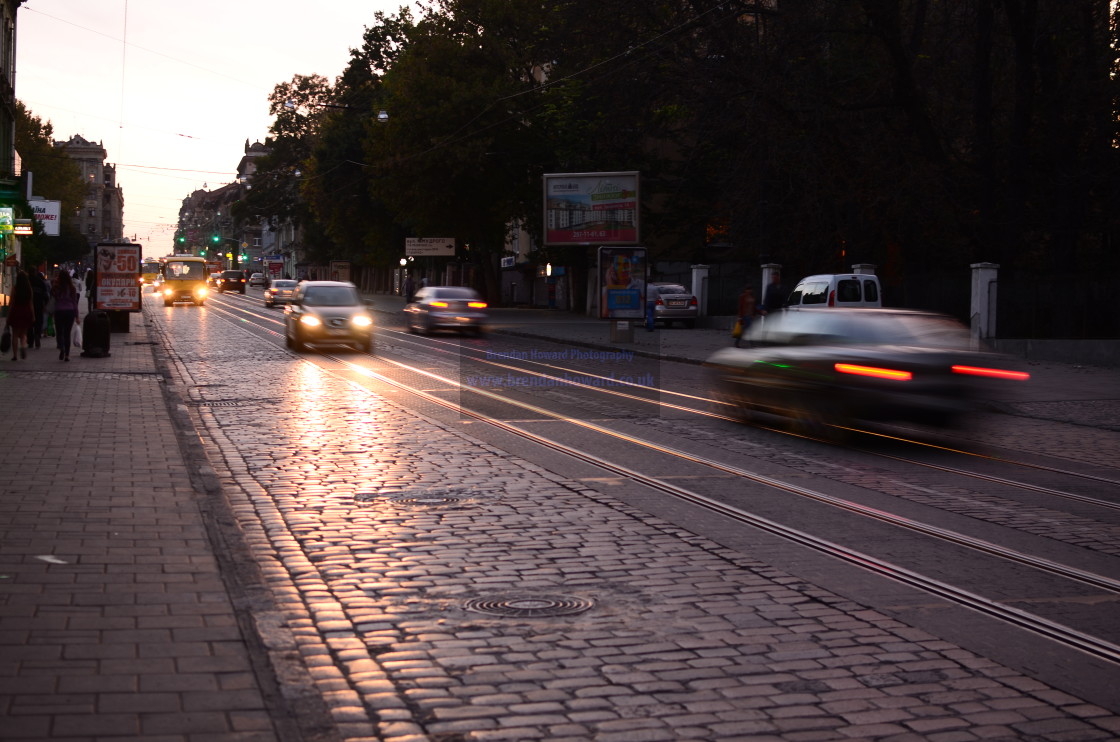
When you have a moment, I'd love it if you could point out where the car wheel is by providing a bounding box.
[239,288,245,294]
[787,396,846,440]
[360,336,373,354]
[195,299,205,306]
[292,326,306,352]
[684,319,696,329]
[265,300,273,308]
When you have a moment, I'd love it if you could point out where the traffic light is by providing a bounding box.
[240,253,247,263]
[199,248,206,256]
[211,234,220,244]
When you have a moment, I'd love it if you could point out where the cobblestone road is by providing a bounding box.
[153,304,1120,742]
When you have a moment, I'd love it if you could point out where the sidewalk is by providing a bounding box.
[0,318,307,740]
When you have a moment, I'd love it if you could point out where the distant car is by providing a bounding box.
[263,279,298,307]
[405,286,488,336]
[284,281,373,353]
[248,272,268,288]
[705,308,1029,434]
[217,270,246,294]
[209,272,221,288]
[649,282,698,328]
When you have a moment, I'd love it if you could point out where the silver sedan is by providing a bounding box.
[405,286,489,336]
[264,279,298,307]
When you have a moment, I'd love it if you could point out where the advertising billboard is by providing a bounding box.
[597,246,646,320]
[544,172,639,246]
[94,243,142,312]
[30,200,61,237]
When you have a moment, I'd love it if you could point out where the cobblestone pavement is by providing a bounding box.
[2,298,1117,742]
[152,300,1120,741]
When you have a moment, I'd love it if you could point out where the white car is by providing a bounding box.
[248,273,269,288]
[786,274,882,309]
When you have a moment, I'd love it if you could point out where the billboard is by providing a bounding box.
[544,172,639,246]
[597,246,646,320]
[406,237,455,256]
[94,243,142,312]
[30,200,61,237]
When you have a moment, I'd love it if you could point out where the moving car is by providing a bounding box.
[209,272,221,288]
[248,272,269,288]
[284,281,373,353]
[648,282,698,328]
[217,270,246,294]
[705,308,1029,434]
[160,256,209,306]
[263,279,298,307]
[404,286,488,335]
[787,273,882,309]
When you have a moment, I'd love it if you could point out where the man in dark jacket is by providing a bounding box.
[761,271,784,315]
[28,269,50,348]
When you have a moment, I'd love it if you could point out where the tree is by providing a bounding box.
[14,102,86,265]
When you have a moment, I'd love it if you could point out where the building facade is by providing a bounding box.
[54,134,124,246]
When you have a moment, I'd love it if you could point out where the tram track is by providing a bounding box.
[192,295,1120,665]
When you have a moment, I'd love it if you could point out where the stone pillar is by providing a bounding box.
[761,263,781,292]
[691,264,710,316]
[970,262,1000,349]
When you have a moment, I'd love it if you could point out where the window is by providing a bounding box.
[88,208,97,217]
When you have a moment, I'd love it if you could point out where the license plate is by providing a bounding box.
[668,300,686,307]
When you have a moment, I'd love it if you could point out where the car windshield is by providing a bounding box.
[272,280,297,289]
[655,284,688,295]
[429,287,480,300]
[303,286,360,306]
[165,262,205,279]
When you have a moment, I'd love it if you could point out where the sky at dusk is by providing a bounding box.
[17,1,408,252]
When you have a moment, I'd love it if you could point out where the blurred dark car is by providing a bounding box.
[263,279,298,307]
[284,281,373,353]
[649,282,698,328]
[404,286,488,336]
[217,270,246,294]
[705,308,1030,434]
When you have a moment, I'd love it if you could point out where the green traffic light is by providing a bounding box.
[211,234,220,243]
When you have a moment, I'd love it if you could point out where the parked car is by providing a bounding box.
[248,272,269,288]
[263,279,298,307]
[648,282,698,328]
[404,286,489,336]
[284,281,373,353]
[217,270,246,294]
[786,273,882,309]
[705,308,1029,434]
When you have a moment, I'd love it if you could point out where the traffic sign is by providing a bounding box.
[405,237,455,256]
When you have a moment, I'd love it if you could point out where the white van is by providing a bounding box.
[786,273,882,309]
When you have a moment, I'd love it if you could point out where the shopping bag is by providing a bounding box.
[71,321,83,349]
[45,314,55,337]
[731,319,743,339]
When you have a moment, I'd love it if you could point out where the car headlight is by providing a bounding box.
[163,287,173,296]
[352,314,372,327]
[300,315,322,327]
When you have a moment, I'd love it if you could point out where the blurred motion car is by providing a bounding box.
[249,272,269,288]
[649,282,698,328]
[263,279,298,307]
[284,281,373,353]
[217,270,246,294]
[404,286,488,336]
[705,308,1029,434]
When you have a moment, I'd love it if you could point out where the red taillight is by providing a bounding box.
[952,365,1030,381]
[689,296,698,307]
[468,301,487,309]
[655,297,664,306]
[835,363,912,381]
[430,301,449,308]
[827,290,835,307]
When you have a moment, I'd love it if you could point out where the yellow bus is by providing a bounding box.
[140,259,161,287]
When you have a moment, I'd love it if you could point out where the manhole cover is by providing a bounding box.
[463,594,594,618]
[355,485,498,507]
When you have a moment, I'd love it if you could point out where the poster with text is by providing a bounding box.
[95,243,141,312]
[544,172,639,246]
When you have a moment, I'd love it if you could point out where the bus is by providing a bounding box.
[140,258,162,287]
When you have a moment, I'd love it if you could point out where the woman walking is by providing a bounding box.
[5,270,34,360]
[51,269,81,361]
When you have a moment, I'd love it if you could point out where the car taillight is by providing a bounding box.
[468,301,487,309]
[951,365,1030,381]
[430,301,449,307]
[689,296,697,307]
[828,290,835,307]
[655,297,664,306]
[835,363,912,381]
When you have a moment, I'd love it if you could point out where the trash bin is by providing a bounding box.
[80,310,112,358]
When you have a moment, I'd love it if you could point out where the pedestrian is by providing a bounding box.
[733,286,757,348]
[5,270,34,361]
[403,274,415,303]
[51,269,81,362]
[760,271,784,316]
[29,269,49,349]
